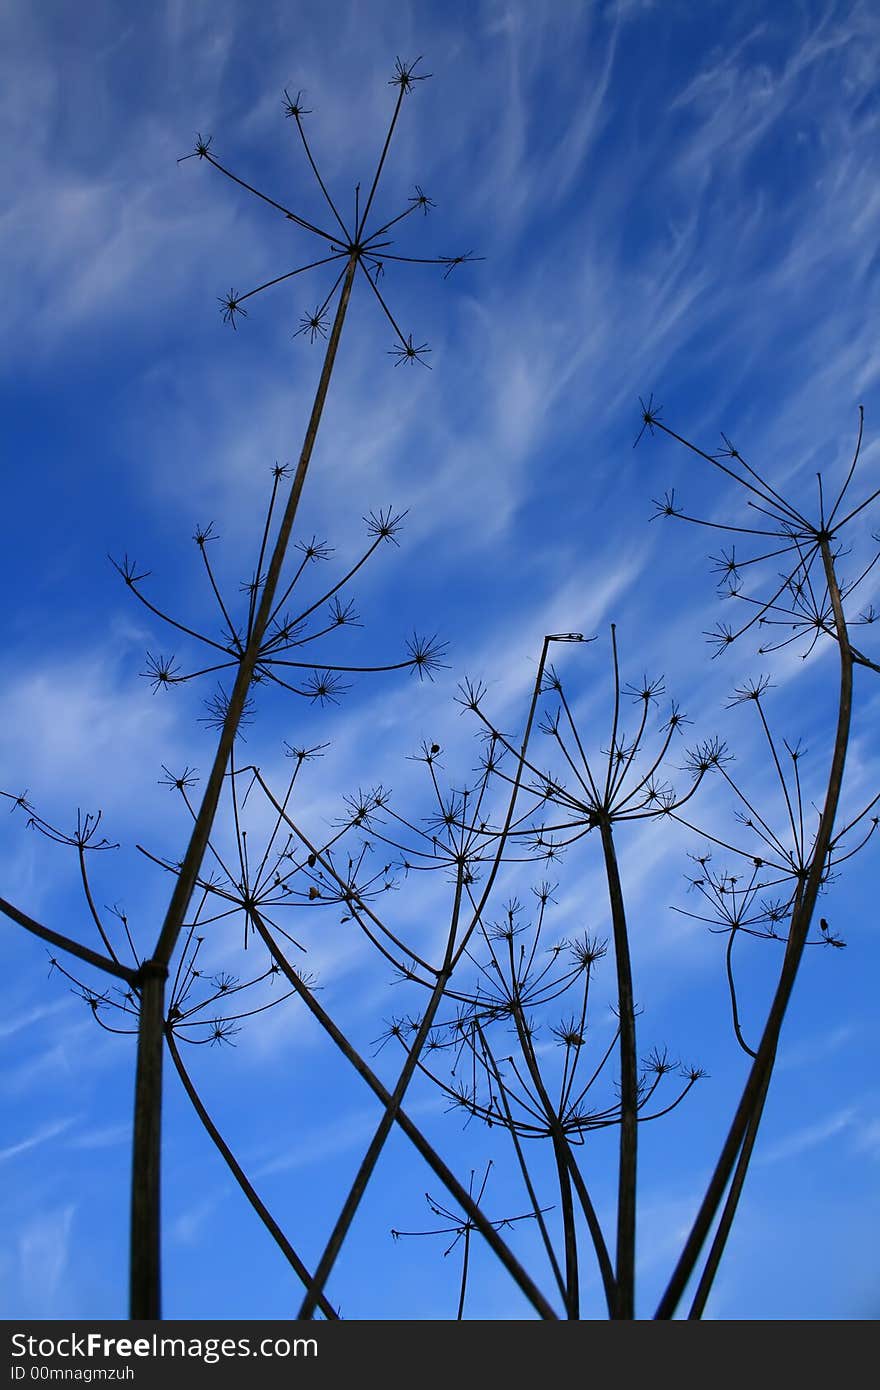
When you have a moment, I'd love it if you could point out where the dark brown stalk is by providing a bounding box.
[130,960,167,1318]
[475,1023,569,1305]
[165,1028,338,1319]
[553,1134,580,1318]
[297,872,465,1318]
[153,254,358,972]
[655,539,852,1318]
[725,926,757,1059]
[456,1225,471,1320]
[563,1151,617,1316]
[599,818,638,1318]
[450,634,573,972]
[77,847,120,963]
[510,1001,580,1318]
[129,254,358,1319]
[357,83,407,238]
[297,963,454,1318]
[297,638,566,1314]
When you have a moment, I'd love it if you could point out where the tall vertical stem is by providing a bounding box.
[510,1001,581,1319]
[687,887,805,1318]
[553,1134,580,1318]
[129,254,358,1319]
[655,539,852,1318]
[130,962,167,1318]
[600,818,638,1318]
[686,1066,770,1318]
[456,1225,472,1320]
[153,254,358,971]
[297,928,456,1319]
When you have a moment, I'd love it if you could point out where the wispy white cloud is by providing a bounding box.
[777,1021,858,1072]
[0,636,188,828]
[758,1106,857,1165]
[168,1190,224,1247]
[68,1122,131,1150]
[853,1117,880,1160]
[253,1105,377,1178]
[17,1204,76,1312]
[0,998,70,1041]
[0,1115,77,1163]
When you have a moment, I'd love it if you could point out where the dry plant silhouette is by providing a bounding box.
[2,61,877,1322]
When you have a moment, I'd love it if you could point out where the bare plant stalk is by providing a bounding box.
[130,961,167,1319]
[251,910,558,1319]
[456,1225,472,1320]
[165,1029,339,1319]
[129,254,357,1319]
[509,1001,580,1317]
[655,539,853,1318]
[475,1022,571,1305]
[687,874,807,1316]
[152,254,358,972]
[599,818,638,1318]
[553,1135,580,1318]
[687,1065,771,1318]
[564,1150,617,1315]
[297,956,456,1318]
[290,640,563,1316]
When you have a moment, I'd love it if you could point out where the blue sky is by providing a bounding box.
[1,0,879,1321]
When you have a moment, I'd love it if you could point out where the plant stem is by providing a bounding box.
[130,960,167,1318]
[553,1134,580,1318]
[599,817,637,1318]
[476,1024,569,1305]
[688,879,806,1316]
[687,1065,770,1318]
[510,1000,580,1318]
[0,896,137,984]
[298,873,465,1318]
[152,254,358,972]
[165,1029,338,1319]
[296,962,453,1317]
[564,1150,617,1316]
[655,539,852,1318]
[252,912,557,1319]
[457,1226,471,1320]
[130,254,358,1320]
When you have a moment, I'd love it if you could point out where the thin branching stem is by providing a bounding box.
[563,1150,617,1316]
[297,872,464,1318]
[153,255,357,971]
[290,113,350,241]
[511,1001,579,1317]
[251,911,558,1319]
[356,77,408,239]
[725,925,757,1059]
[475,1022,568,1304]
[165,1029,338,1318]
[200,151,334,242]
